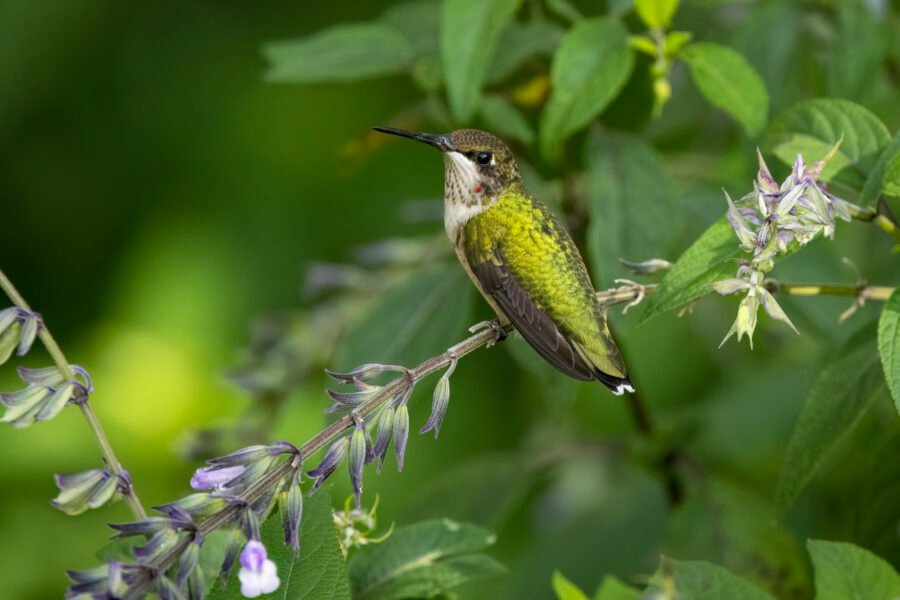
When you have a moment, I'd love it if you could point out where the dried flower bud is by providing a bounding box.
[372,406,394,472]
[16,311,41,356]
[176,539,201,587]
[52,468,120,515]
[325,363,404,383]
[720,293,759,349]
[282,473,303,554]
[349,421,367,509]
[759,288,799,335]
[307,437,349,492]
[134,528,180,564]
[420,372,451,439]
[392,404,410,472]
[619,258,673,275]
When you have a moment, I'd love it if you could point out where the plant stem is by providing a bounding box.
[0,268,147,520]
[848,200,900,243]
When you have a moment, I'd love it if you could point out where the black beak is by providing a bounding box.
[372,126,454,152]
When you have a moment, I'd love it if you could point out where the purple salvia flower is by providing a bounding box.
[239,540,280,598]
[393,404,410,472]
[190,465,246,491]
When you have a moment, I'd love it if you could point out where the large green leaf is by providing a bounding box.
[858,132,900,205]
[808,540,900,600]
[651,559,776,600]
[553,571,589,600]
[479,94,534,144]
[681,43,769,137]
[640,218,740,322]
[347,519,505,599]
[774,325,886,515]
[585,130,680,289]
[593,576,641,600]
[768,98,891,183]
[210,490,351,600]
[263,24,414,83]
[667,481,809,599]
[441,0,523,122]
[878,288,900,411]
[487,19,563,83]
[634,0,678,29]
[540,18,634,157]
[332,262,474,371]
[827,0,886,101]
[401,452,536,528]
[380,1,441,56]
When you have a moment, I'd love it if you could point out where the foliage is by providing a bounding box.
[1,0,899,598]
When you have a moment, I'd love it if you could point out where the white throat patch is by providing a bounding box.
[443,152,492,240]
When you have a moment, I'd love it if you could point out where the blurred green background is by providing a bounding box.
[1,1,898,598]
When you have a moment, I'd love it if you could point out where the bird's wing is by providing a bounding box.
[463,196,629,387]
[470,255,595,381]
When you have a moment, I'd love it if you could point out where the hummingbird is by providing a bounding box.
[373,127,634,395]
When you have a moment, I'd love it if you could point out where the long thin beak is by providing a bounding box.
[372,126,454,152]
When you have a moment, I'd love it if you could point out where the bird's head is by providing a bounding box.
[373,127,521,207]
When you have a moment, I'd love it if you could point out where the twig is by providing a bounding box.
[0,268,146,520]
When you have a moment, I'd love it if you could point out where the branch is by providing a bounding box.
[0,268,146,520]
[847,198,900,243]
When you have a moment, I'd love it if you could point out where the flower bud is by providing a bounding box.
[392,404,410,472]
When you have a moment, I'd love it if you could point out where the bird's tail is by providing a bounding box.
[572,340,634,395]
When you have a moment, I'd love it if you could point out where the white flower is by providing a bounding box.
[238,540,280,598]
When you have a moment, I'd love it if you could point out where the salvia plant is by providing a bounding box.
[3,0,900,599]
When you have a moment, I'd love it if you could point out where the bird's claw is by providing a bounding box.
[469,319,507,347]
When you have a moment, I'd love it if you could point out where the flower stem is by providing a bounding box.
[847,200,900,243]
[0,268,147,520]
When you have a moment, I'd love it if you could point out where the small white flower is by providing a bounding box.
[238,540,280,598]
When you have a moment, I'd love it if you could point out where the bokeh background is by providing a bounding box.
[1,1,898,598]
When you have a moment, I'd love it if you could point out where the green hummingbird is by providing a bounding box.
[373,127,633,395]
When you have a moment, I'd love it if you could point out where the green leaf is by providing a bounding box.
[585,130,681,289]
[827,0,886,101]
[333,262,473,371]
[552,571,589,600]
[807,540,900,600]
[681,42,769,137]
[884,152,900,197]
[593,576,641,600]
[209,490,351,600]
[380,1,441,56]
[348,519,505,600]
[263,24,414,83]
[652,559,776,600]
[640,218,740,322]
[878,288,900,411]
[441,0,523,122]
[768,98,891,184]
[480,94,534,144]
[401,453,536,528]
[774,325,886,515]
[487,20,563,83]
[634,0,678,29]
[668,480,809,599]
[859,132,900,205]
[540,18,634,157]
[544,0,583,23]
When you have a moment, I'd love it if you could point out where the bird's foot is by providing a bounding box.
[469,319,507,347]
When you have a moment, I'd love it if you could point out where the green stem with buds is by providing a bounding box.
[848,200,900,243]
[0,268,147,520]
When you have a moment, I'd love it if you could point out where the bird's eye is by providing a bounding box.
[475,151,492,165]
